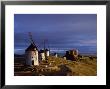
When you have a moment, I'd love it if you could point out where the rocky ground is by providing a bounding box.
[14,56,97,76]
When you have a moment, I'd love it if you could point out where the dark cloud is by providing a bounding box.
[14,14,97,54]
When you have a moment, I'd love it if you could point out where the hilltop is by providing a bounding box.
[14,55,97,76]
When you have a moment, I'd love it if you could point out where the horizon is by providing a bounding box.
[14,47,97,56]
[14,14,97,55]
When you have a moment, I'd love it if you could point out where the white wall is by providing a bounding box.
[34,51,39,65]
[40,52,45,60]
[25,50,39,66]
[46,51,49,56]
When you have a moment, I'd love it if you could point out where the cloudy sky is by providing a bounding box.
[14,14,97,54]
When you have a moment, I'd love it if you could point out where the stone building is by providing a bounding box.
[65,49,78,61]
[25,43,39,66]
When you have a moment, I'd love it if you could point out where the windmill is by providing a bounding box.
[43,39,47,60]
[25,32,39,66]
[43,38,50,59]
[47,39,50,52]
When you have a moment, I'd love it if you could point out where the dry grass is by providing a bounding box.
[46,56,97,76]
[14,56,97,76]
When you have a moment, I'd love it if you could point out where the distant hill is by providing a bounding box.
[14,54,25,57]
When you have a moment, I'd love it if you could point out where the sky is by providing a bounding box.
[14,14,97,55]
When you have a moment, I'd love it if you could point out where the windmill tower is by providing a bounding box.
[43,39,50,59]
[25,32,39,66]
[46,39,50,57]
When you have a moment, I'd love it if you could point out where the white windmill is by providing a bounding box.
[25,32,39,66]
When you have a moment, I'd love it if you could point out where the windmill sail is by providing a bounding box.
[28,32,36,46]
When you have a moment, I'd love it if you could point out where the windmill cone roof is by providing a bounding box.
[39,50,45,53]
[25,43,38,51]
[45,49,49,51]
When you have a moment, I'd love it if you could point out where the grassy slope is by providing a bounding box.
[46,56,97,76]
[14,56,97,76]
